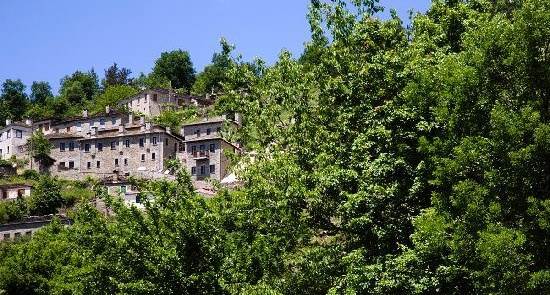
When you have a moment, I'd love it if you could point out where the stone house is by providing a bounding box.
[0,119,33,164]
[100,176,142,206]
[39,107,184,180]
[118,88,214,116]
[181,116,241,182]
[0,183,32,201]
[0,215,71,242]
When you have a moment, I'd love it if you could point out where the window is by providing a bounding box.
[111,141,117,149]
[114,158,119,166]
[120,186,127,193]
[68,161,74,169]
[191,166,196,175]
[6,146,9,154]
[165,138,168,146]
[199,144,205,151]
[25,231,32,236]
[87,162,91,169]
[97,142,103,151]
[139,138,145,147]
[216,127,221,133]
[14,232,21,239]
[90,120,95,126]
[125,139,130,148]
[209,143,215,152]
[68,142,75,151]
[84,143,90,152]
[210,164,215,173]
[141,154,145,161]
[100,118,105,126]
[151,153,156,160]
[6,130,11,138]
[15,130,22,138]
[200,165,206,175]
[124,158,128,166]
[111,117,116,125]
[206,128,211,135]
[66,127,70,133]
[152,136,158,145]
[3,233,10,240]
[60,142,66,151]
[195,129,200,137]
[191,146,196,154]
[59,161,65,168]
[96,161,101,168]
[77,122,82,129]
[153,94,158,102]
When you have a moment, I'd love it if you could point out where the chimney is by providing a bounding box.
[25,118,32,126]
[82,109,89,118]
[140,116,145,125]
[90,127,97,136]
[221,114,227,120]
[129,113,134,125]
[118,124,125,134]
[145,122,151,131]
[105,105,110,114]
[5,119,11,126]
[166,126,171,134]
[235,113,243,126]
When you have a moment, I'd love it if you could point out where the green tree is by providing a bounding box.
[0,79,29,122]
[29,81,53,104]
[27,130,52,172]
[150,49,196,91]
[192,39,233,95]
[88,85,137,114]
[28,175,63,216]
[102,62,132,89]
[59,69,99,104]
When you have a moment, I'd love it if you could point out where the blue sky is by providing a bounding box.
[0,1,430,95]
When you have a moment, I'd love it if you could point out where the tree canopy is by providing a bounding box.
[150,49,196,91]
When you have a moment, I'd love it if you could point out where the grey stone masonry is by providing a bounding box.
[40,108,184,180]
[118,88,214,116]
[182,116,240,182]
[0,119,33,166]
[0,215,71,242]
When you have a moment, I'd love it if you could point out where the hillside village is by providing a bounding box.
[1,1,549,294]
[0,88,244,239]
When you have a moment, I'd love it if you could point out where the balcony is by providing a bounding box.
[192,150,209,160]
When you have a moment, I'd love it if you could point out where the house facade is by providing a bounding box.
[0,119,33,164]
[181,117,240,182]
[39,107,184,180]
[0,215,71,242]
[0,184,32,201]
[118,88,214,116]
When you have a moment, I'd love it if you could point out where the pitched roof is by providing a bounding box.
[53,110,128,125]
[0,183,33,189]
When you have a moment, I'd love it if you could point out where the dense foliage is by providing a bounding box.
[1,0,549,294]
[0,47,225,122]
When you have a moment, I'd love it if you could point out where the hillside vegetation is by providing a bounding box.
[0,0,549,294]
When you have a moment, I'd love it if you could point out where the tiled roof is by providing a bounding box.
[45,133,84,139]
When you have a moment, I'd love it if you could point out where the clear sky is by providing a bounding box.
[0,1,431,95]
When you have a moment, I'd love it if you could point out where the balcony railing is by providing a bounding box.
[192,150,209,159]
